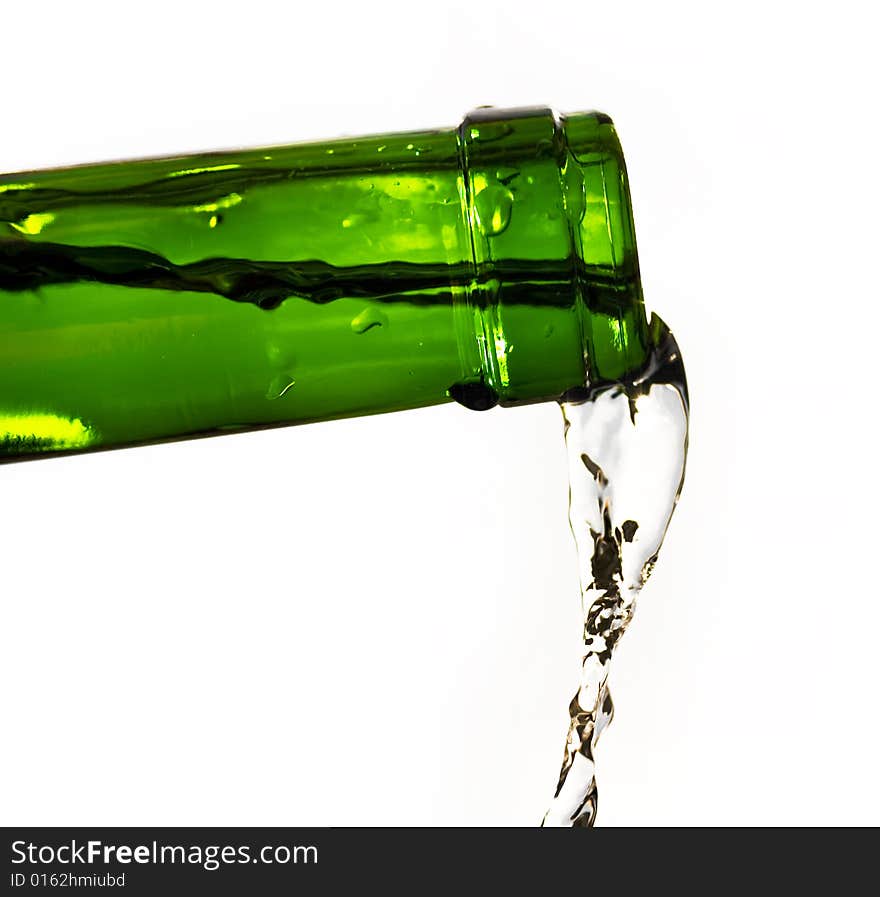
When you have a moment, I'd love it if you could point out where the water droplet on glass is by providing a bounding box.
[474,184,514,236]
[265,346,297,399]
[495,166,519,186]
[448,378,499,411]
[266,373,296,400]
[266,344,295,367]
[350,307,389,334]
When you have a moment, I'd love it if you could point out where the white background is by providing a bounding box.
[1,0,878,826]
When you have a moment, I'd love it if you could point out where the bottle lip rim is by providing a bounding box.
[455,106,648,403]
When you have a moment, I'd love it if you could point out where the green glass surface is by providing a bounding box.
[0,106,649,460]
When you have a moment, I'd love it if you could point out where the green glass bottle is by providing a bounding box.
[0,106,650,460]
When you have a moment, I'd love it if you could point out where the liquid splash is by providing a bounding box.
[543,317,688,827]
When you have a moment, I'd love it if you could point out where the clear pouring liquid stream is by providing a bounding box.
[543,317,688,826]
